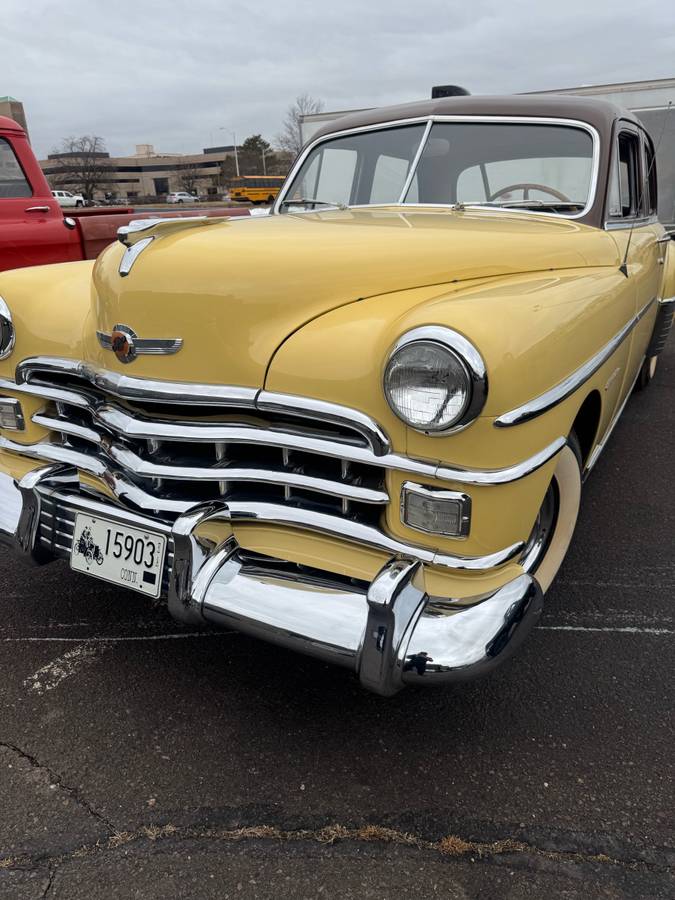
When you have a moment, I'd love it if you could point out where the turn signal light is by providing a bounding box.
[401,482,471,537]
[0,398,25,431]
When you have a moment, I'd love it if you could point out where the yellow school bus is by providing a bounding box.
[230,176,285,205]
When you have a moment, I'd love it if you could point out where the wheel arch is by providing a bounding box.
[570,389,602,467]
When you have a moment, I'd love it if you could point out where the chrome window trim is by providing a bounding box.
[400,481,472,539]
[384,325,488,435]
[398,119,433,201]
[495,296,657,427]
[604,215,659,231]
[0,296,15,361]
[274,115,601,222]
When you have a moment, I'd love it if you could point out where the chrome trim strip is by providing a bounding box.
[16,358,259,408]
[117,216,209,245]
[495,297,657,427]
[7,357,565,485]
[0,438,525,570]
[0,437,189,513]
[16,358,385,451]
[220,501,524,571]
[256,390,390,454]
[32,403,565,487]
[118,236,153,276]
[604,215,660,231]
[385,325,488,434]
[42,486,174,534]
[0,296,15,361]
[584,363,642,476]
[275,115,601,222]
[397,119,433,202]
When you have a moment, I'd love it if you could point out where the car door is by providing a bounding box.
[604,122,661,409]
[0,136,80,272]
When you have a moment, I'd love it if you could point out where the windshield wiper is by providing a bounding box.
[279,197,348,210]
[472,200,584,210]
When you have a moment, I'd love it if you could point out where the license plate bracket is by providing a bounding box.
[70,513,167,599]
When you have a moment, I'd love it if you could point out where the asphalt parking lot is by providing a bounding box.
[0,342,673,899]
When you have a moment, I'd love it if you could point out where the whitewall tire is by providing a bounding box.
[521,438,582,593]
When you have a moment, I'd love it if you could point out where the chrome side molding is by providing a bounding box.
[495,296,657,427]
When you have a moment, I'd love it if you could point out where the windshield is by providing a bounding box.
[280,120,595,215]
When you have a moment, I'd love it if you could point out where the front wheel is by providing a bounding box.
[521,434,582,592]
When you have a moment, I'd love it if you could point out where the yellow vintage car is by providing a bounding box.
[0,95,673,695]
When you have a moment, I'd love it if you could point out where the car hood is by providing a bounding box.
[90,207,618,387]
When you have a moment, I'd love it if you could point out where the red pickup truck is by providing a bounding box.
[0,115,250,273]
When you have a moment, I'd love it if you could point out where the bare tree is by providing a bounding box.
[49,135,111,200]
[178,163,202,195]
[277,94,324,157]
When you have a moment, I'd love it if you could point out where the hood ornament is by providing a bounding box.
[97,324,183,364]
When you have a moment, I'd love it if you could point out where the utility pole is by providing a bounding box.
[261,146,267,175]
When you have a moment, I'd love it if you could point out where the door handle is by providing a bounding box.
[25,206,50,213]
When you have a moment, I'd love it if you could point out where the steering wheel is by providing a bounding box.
[489,183,572,203]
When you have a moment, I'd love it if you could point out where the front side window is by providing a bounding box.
[0,139,31,198]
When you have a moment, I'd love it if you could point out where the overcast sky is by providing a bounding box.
[2,0,674,159]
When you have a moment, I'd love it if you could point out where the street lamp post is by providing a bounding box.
[220,128,239,177]
[261,146,267,176]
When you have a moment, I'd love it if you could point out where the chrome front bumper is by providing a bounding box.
[0,465,543,696]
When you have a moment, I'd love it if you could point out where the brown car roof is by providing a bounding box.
[310,94,641,144]
[308,94,646,229]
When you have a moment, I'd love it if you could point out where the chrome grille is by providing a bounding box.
[26,370,389,525]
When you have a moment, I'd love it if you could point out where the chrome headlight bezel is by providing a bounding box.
[0,297,15,361]
[383,326,488,434]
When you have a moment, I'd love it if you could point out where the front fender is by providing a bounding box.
[265,268,629,560]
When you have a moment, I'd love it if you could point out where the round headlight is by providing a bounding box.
[0,297,15,361]
[384,327,487,433]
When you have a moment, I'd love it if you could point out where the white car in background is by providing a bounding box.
[166,191,198,204]
[51,190,85,208]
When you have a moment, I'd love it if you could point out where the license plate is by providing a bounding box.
[70,513,167,599]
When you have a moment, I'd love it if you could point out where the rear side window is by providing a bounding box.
[608,131,640,218]
[0,138,31,198]
[644,138,657,216]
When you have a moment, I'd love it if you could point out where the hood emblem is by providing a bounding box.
[97,324,183,364]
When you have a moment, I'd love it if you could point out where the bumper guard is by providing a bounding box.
[0,465,543,695]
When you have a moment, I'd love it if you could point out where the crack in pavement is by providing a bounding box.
[0,741,118,836]
[1,821,673,879]
[41,861,55,900]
